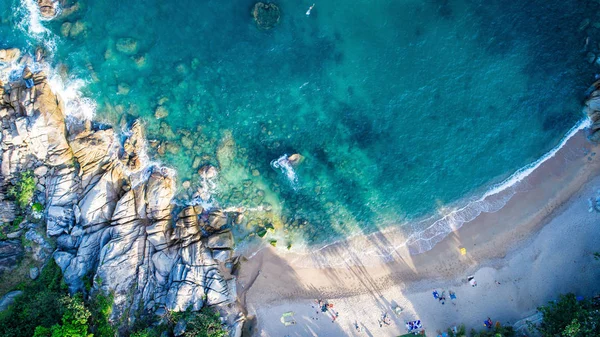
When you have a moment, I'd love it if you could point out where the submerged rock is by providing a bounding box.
[198,165,218,179]
[116,38,139,55]
[155,105,169,119]
[252,2,280,30]
[69,21,86,37]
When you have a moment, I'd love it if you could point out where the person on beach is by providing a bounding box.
[468,276,477,287]
[433,290,439,299]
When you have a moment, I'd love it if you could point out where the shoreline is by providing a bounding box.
[237,127,600,335]
[284,117,592,260]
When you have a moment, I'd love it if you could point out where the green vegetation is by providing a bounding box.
[537,293,600,337]
[0,260,67,337]
[181,307,227,337]
[469,327,514,337]
[0,261,117,337]
[445,293,600,337]
[8,171,36,210]
[444,324,514,337]
[130,329,161,337]
[89,292,116,337]
[32,294,93,337]
[32,202,44,213]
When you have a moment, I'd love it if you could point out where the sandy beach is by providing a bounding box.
[237,129,600,336]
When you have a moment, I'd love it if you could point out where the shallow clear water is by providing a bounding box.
[1,0,596,248]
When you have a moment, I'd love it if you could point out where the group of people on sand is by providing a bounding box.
[378,313,392,327]
[312,299,339,323]
[432,289,457,305]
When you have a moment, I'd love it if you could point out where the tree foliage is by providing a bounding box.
[0,261,117,337]
[537,293,600,337]
[0,260,67,337]
[48,294,93,337]
[447,324,514,337]
[88,292,116,337]
[178,307,227,337]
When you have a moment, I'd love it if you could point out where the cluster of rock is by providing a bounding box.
[0,49,243,335]
[585,80,600,142]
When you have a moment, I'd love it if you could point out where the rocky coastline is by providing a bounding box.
[0,48,244,336]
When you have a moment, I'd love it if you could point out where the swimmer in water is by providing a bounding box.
[306,3,315,16]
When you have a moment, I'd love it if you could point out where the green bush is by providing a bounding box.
[183,307,227,337]
[130,329,161,337]
[49,294,93,337]
[8,171,36,210]
[470,326,515,337]
[447,324,466,337]
[537,293,600,337]
[32,202,44,212]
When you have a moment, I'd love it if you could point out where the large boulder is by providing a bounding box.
[206,209,228,233]
[0,241,24,274]
[0,291,23,312]
[69,127,119,190]
[120,120,145,171]
[146,170,176,220]
[30,77,74,166]
[198,165,218,180]
[252,2,280,30]
[37,0,57,18]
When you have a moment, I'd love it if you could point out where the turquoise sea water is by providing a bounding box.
[1,0,597,249]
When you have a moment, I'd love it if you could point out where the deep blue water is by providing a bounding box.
[1,0,596,249]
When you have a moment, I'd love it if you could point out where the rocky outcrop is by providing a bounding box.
[252,2,280,30]
[0,49,243,333]
[0,48,20,63]
[585,80,600,142]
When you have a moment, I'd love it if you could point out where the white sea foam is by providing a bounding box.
[405,116,591,254]
[16,0,58,52]
[271,154,299,189]
[46,70,97,121]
